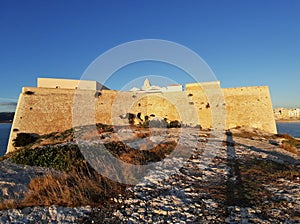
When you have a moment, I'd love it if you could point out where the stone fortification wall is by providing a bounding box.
[7,83,277,153]
[7,87,75,153]
[222,86,277,132]
[109,91,198,127]
[185,83,276,133]
[186,81,222,130]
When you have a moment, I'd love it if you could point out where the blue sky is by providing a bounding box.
[0,0,299,111]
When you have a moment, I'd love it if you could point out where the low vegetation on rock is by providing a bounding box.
[11,144,85,171]
[1,124,300,223]
[1,123,178,210]
[276,133,300,155]
[232,127,300,155]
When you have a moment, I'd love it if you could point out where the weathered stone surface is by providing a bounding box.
[109,130,300,223]
[7,79,276,153]
[0,160,50,201]
[1,129,299,223]
[0,205,91,224]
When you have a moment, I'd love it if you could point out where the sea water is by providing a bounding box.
[0,123,11,156]
[276,122,300,138]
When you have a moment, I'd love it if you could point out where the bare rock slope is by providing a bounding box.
[0,128,299,223]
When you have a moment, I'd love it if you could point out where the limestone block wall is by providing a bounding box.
[7,83,277,153]
[7,87,75,153]
[222,86,277,133]
[186,81,225,130]
[185,83,276,133]
[105,91,197,126]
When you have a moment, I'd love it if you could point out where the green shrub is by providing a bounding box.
[11,144,85,171]
[168,120,181,128]
[13,133,40,147]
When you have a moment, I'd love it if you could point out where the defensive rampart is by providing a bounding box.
[7,80,277,153]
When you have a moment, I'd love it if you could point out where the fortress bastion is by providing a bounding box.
[6,77,277,153]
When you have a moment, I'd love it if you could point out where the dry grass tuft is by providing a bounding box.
[275,134,300,155]
[275,133,294,140]
[0,200,20,210]
[0,167,126,210]
[280,143,298,155]
[22,167,126,207]
[104,140,177,165]
[134,131,150,139]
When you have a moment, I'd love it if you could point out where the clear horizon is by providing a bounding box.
[0,0,299,110]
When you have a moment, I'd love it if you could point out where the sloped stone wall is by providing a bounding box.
[222,86,277,133]
[7,84,277,153]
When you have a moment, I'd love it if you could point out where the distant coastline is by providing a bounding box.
[276,119,300,123]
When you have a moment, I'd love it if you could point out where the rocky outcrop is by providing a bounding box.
[0,206,91,223]
[0,160,49,201]
[0,128,299,223]
[109,133,300,223]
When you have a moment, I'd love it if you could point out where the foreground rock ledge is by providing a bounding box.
[0,128,299,223]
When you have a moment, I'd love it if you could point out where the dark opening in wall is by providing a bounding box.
[24,91,34,95]
[188,93,193,97]
[56,86,59,88]
[13,128,19,132]
[150,114,155,117]
[206,103,210,109]
[189,102,194,105]
[127,113,136,125]
[138,103,141,107]
[94,92,101,98]
[30,107,33,110]
[137,112,142,120]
